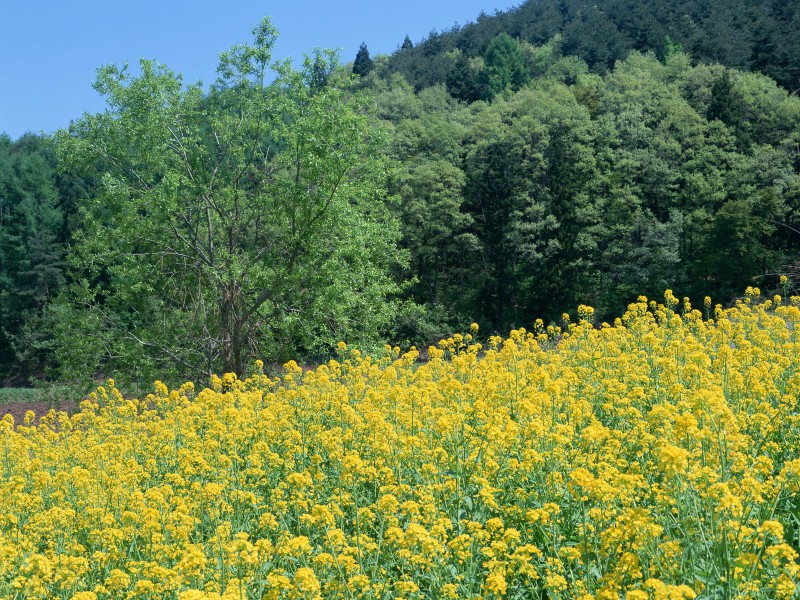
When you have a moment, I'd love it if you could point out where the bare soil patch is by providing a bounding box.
[2,400,80,428]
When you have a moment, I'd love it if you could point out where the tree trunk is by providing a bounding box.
[221,283,244,376]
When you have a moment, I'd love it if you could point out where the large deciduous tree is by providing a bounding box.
[54,18,401,383]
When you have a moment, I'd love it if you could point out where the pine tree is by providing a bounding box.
[353,42,373,77]
[446,52,482,102]
[401,35,413,51]
[479,33,530,100]
[0,134,67,382]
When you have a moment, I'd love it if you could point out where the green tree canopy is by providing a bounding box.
[0,134,69,383]
[479,33,530,100]
[353,42,374,77]
[53,18,402,384]
[385,0,800,97]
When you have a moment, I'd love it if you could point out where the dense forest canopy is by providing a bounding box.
[386,0,800,94]
[368,50,799,338]
[1,2,799,387]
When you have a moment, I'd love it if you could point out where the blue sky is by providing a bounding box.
[0,1,518,139]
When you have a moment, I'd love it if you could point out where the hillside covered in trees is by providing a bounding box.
[1,2,799,387]
[363,46,800,341]
[386,0,799,95]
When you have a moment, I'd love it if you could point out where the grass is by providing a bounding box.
[0,385,75,405]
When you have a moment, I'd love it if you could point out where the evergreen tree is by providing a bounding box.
[479,33,530,100]
[707,70,751,150]
[446,51,482,102]
[401,35,413,51]
[663,35,683,61]
[0,134,68,383]
[353,42,374,77]
[307,49,336,92]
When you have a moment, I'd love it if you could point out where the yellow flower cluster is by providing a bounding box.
[2,292,800,598]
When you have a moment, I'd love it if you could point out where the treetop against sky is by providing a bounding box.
[0,0,516,139]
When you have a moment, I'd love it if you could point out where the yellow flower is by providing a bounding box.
[545,572,568,592]
[658,444,690,475]
[281,536,313,557]
[293,567,321,596]
[759,520,785,539]
[3,290,800,598]
[395,580,420,594]
[105,568,131,591]
[441,583,459,598]
[483,570,507,596]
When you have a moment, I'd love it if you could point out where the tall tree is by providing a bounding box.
[53,19,401,384]
[353,42,374,77]
[0,134,68,383]
[446,50,483,102]
[479,33,530,100]
[463,83,598,327]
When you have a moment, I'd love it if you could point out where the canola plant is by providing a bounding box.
[1,287,800,599]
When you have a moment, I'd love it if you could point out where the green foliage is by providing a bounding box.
[370,48,800,332]
[465,82,599,326]
[373,81,479,335]
[51,19,402,385]
[0,134,70,384]
[0,384,76,406]
[385,0,800,96]
[4,5,800,386]
[352,42,373,77]
[663,36,683,61]
[445,50,483,103]
[478,33,530,100]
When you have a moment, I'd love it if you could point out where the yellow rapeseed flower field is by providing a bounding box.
[2,290,800,599]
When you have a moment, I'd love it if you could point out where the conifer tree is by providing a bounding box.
[0,134,67,382]
[446,51,482,102]
[479,33,530,100]
[353,42,373,77]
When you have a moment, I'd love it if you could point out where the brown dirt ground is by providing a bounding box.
[2,400,80,428]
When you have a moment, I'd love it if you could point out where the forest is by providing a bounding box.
[1,0,799,388]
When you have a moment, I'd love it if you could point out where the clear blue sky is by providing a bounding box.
[0,1,518,139]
